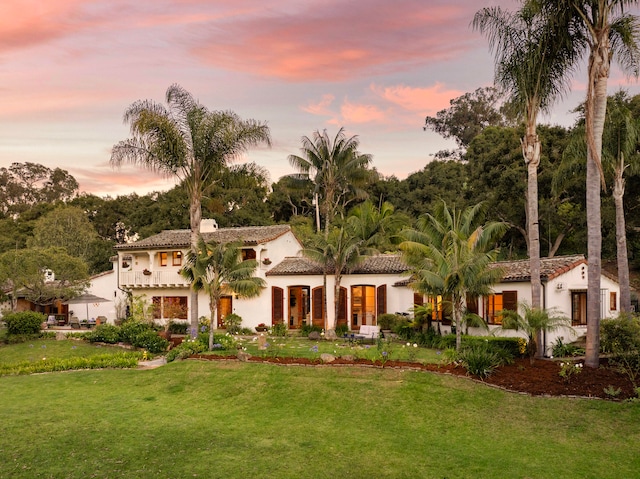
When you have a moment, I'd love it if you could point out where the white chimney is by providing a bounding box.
[200,219,218,232]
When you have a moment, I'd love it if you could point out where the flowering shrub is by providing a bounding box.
[271,323,287,337]
[166,337,206,362]
[558,361,583,383]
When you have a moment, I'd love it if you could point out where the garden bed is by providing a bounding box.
[189,354,636,400]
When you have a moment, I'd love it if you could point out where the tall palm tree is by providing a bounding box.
[527,0,640,367]
[474,5,578,358]
[556,91,640,312]
[400,202,507,351]
[288,128,372,237]
[180,237,265,350]
[111,84,270,337]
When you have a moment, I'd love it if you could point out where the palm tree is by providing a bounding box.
[473,6,578,303]
[110,84,270,337]
[400,201,507,351]
[180,237,265,350]
[555,91,640,312]
[528,0,640,367]
[501,301,571,363]
[474,5,579,359]
[288,128,372,237]
[347,200,407,252]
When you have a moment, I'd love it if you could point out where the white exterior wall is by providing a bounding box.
[84,271,127,324]
[473,264,621,356]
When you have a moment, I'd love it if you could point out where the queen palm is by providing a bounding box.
[400,201,507,351]
[474,5,579,358]
[111,84,270,336]
[556,91,640,312]
[527,0,640,367]
[288,128,372,237]
[180,237,265,350]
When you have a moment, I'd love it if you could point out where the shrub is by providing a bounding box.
[166,337,207,362]
[271,323,288,337]
[300,324,322,336]
[223,313,243,334]
[167,321,189,334]
[2,311,46,335]
[600,314,640,354]
[131,330,169,353]
[334,323,348,337]
[551,337,585,358]
[458,343,502,379]
[377,313,401,330]
[119,320,156,344]
[212,333,238,350]
[85,324,121,344]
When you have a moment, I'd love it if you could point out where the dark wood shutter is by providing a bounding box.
[377,285,387,315]
[312,287,324,322]
[272,287,283,324]
[503,291,518,312]
[413,293,424,306]
[338,287,347,321]
[466,295,479,315]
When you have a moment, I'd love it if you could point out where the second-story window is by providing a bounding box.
[160,252,168,267]
[173,251,182,266]
[241,249,256,261]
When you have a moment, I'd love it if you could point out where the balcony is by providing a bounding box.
[120,270,188,288]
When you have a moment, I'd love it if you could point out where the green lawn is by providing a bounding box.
[1,340,639,478]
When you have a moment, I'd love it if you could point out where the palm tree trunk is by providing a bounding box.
[584,37,610,368]
[613,166,631,312]
[523,128,543,358]
[454,296,463,351]
[209,300,217,351]
[189,187,202,339]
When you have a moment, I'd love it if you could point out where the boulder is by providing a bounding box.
[325,329,338,340]
[320,353,336,363]
[308,331,321,340]
[237,350,252,362]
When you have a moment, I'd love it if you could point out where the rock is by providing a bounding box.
[325,329,338,340]
[237,350,252,362]
[342,355,355,361]
[308,331,321,340]
[320,353,336,363]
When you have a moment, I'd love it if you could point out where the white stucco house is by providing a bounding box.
[112,220,620,355]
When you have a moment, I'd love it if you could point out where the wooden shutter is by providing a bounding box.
[413,293,424,306]
[312,287,324,321]
[338,287,347,321]
[272,287,283,324]
[377,285,387,315]
[466,294,479,315]
[503,291,518,312]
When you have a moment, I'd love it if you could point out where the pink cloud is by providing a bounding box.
[372,83,463,115]
[74,165,179,197]
[302,94,335,116]
[339,101,386,124]
[191,0,477,81]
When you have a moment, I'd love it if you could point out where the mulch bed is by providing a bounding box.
[189,354,636,401]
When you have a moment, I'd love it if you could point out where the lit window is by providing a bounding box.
[173,251,182,266]
[159,252,168,267]
[610,292,617,311]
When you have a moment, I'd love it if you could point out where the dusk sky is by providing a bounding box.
[3,0,640,197]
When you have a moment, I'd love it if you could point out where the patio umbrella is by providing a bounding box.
[64,293,111,321]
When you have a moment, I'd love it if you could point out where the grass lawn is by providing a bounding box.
[1,341,639,478]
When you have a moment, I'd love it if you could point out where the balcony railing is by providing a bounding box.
[119,270,188,288]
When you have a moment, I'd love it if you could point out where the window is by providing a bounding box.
[572,291,587,326]
[485,291,517,324]
[152,296,187,319]
[351,285,375,326]
[172,251,182,266]
[610,291,617,312]
[242,249,256,261]
[159,252,168,267]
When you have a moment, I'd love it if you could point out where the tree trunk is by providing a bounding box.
[584,35,609,368]
[523,128,543,358]
[209,299,217,351]
[613,165,631,312]
[454,296,463,351]
[189,186,202,339]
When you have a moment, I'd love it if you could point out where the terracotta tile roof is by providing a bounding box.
[115,225,293,251]
[266,254,410,276]
[491,254,587,282]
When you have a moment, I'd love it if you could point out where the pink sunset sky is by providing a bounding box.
[2,0,640,197]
